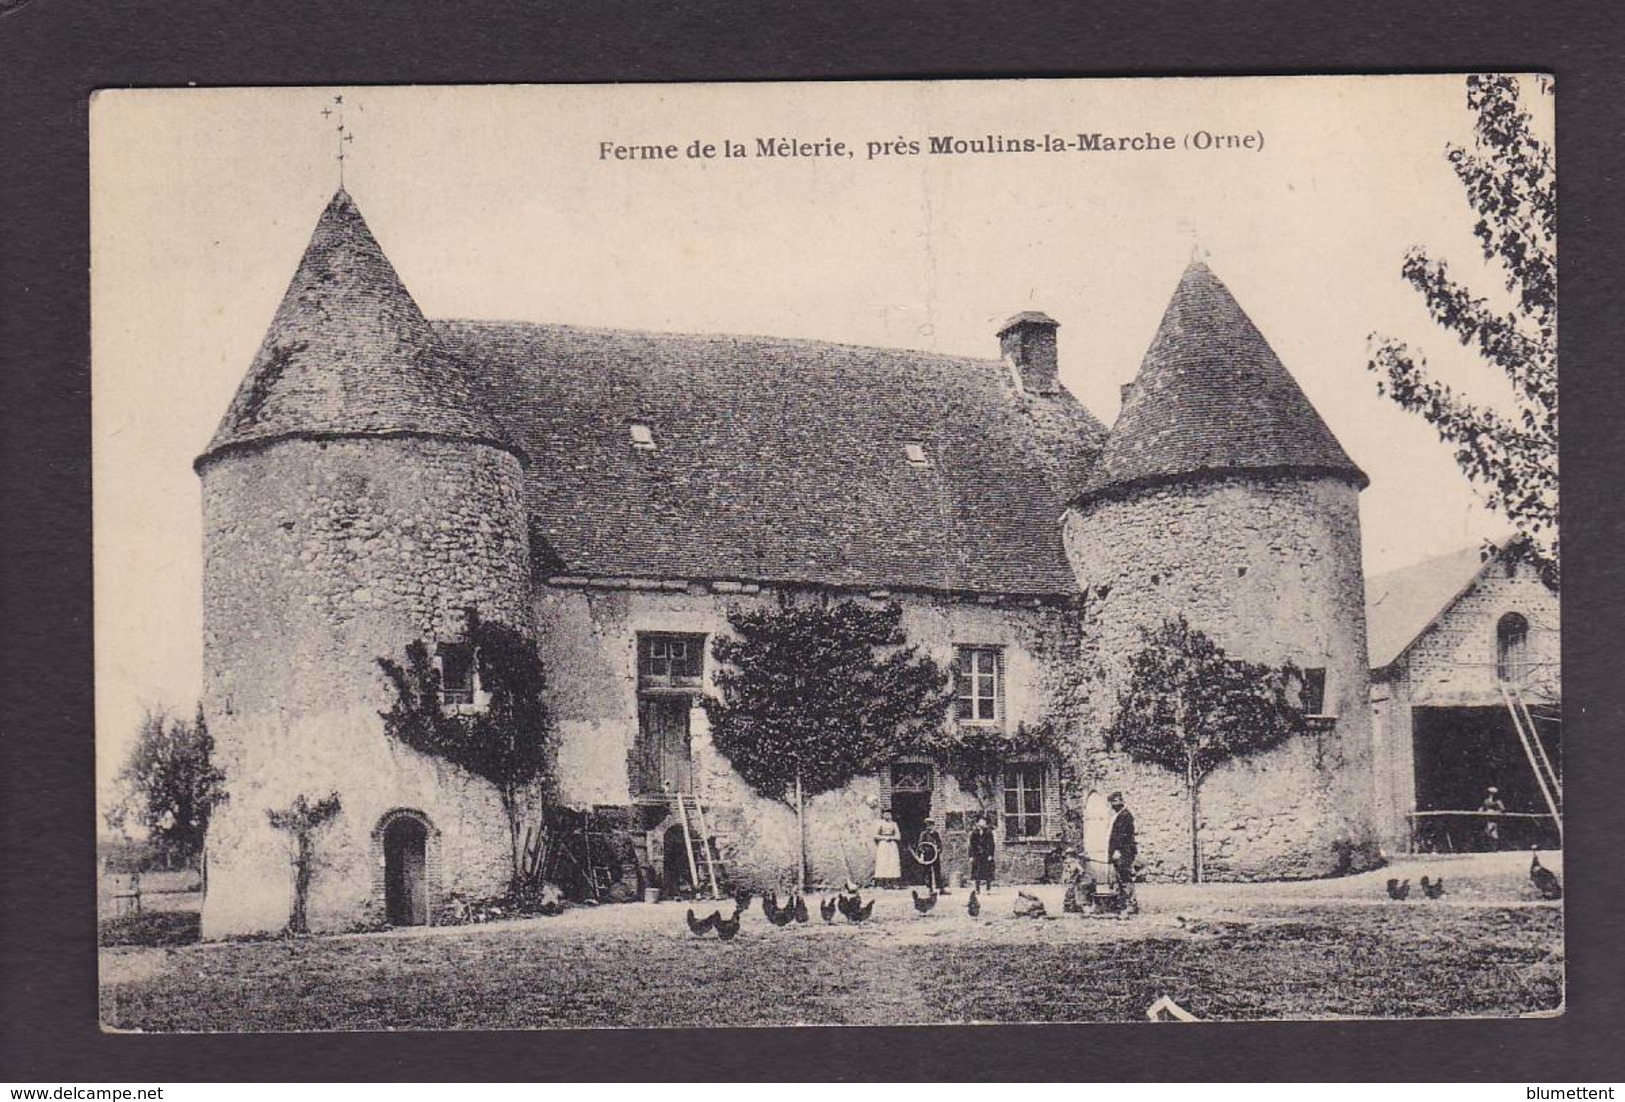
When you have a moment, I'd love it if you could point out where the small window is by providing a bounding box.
[1299,667,1327,716]
[904,442,930,468]
[436,643,476,706]
[639,633,704,688]
[1497,613,1530,683]
[629,423,656,450]
[1003,764,1046,841]
[955,646,1001,723]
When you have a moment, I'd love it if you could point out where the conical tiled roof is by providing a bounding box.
[1074,261,1365,504]
[198,189,520,466]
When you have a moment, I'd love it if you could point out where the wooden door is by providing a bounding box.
[385,817,429,926]
[639,697,693,794]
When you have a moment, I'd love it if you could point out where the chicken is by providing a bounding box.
[967,889,980,918]
[760,891,781,923]
[847,897,875,923]
[793,894,810,924]
[733,887,754,914]
[714,907,742,940]
[766,897,796,926]
[686,908,717,936]
[1530,849,1562,900]
[837,891,862,919]
[819,896,838,923]
[1013,890,1047,919]
[1385,877,1411,901]
[912,888,938,915]
[1420,875,1446,899]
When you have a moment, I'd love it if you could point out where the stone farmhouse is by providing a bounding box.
[197,189,1381,937]
[1367,546,1561,855]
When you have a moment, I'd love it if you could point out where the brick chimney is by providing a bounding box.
[997,312,1060,395]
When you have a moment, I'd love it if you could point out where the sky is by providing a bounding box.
[91,76,1549,798]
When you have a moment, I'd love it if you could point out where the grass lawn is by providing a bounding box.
[99,854,1562,1030]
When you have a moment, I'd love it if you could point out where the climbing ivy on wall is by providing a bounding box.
[703,595,952,886]
[266,791,343,935]
[378,610,557,891]
[1105,615,1308,883]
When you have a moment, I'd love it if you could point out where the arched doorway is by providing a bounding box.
[383,814,429,926]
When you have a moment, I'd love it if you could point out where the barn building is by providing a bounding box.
[1367,546,1561,855]
[197,188,1382,937]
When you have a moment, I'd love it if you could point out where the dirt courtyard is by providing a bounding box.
[99,852,1562,1030]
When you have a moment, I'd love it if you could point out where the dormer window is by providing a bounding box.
[629,423,656,451]
[904,442,931,468]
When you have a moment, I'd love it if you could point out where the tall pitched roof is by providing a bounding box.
[198,189,517,466]
[1074,261,1366,505]
[1364,545,1492,670]
[439,322,1106,597]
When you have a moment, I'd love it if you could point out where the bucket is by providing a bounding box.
[643,887,662,904]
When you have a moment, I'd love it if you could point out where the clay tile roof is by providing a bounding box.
[437,322,1107,597]
[1365,545,1492,670]
[1074,261,1366,505]
[198,189,518,466]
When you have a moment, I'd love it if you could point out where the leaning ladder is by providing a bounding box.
[673,793,722,900]
[1501,682,1562,842]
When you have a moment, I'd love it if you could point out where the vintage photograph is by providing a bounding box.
[93,75,1559,1030]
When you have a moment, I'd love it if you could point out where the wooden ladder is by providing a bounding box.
[1501,681,1562,841]
[673,792,723,900]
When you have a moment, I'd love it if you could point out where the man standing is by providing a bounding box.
[1107,791,1138,913]
[915,818,947,894]
[1478,786,1506,850]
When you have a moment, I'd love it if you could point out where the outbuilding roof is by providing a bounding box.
[1364,545,1493,671]
[440,321,1106,597]
[1073,261,1366,505]
[198,189,518,466]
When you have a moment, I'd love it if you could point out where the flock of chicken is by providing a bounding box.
[684,884,987,939]
[686,847,1564,937]
[1384,847,1562,902]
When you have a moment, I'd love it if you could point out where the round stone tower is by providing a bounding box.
[1063,260,1378,880]
[196,189,533,937]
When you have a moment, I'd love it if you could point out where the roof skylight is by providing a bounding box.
[904,443,931,468]
[629,423,656,450]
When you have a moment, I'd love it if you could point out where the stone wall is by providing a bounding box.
[198,435,533,937]
[534,583,1091,890]
[1062,474,1379,880]
[1370,556,1560,850]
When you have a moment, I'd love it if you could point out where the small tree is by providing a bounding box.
[379,610,556,892]
[703,596,951,888]
[1367,74,1557,583]
[267,792,342,934]
[107,705,228,868]
[1105,616,1308,882]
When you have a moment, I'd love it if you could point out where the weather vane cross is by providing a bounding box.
[323,94,356,188]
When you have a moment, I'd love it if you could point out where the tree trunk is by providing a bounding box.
[1187,756,1202,885]
[794,768,807,892]
[507,797,523,895]
[292,832,312,934]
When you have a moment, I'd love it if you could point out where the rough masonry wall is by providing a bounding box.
[535,584,1090,890]
[1370,557,1561,850]
[1063,475,1378,880]
[199,436,533,937]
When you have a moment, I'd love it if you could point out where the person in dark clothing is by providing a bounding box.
[1107,791,1138,913]
[968,815,996,893]
[1478,786,1506,850]
[915,819,947,893]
